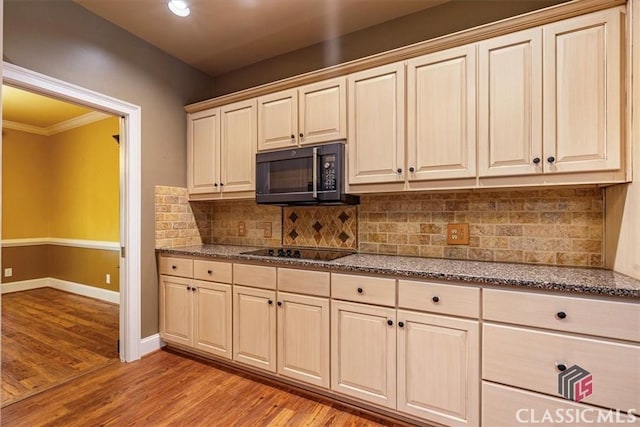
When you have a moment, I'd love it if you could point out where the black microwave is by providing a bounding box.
[255,141,359,205]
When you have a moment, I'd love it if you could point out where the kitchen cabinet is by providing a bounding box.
[347,62,405,185]
[160,275,193,347]
[407,44,476,181]
[233,285,277,372]
[331,300,397,408]
[257,77,346,151]
[187,99,256,197]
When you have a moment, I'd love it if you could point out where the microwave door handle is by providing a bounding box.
[312,147,319,199]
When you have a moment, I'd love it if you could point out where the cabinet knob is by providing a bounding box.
[357,287,363,294]
[207,270,213,275]
[268,300,273,305]
[547,156,556,163]
[432,296,440,303]
[214,183,218,187]
[290,134,295,139]
[277,301,282,306]
[299,133,304,138]
[171,265,177,270]
[398,321,405,328]
[532,157,541,164]
[556,311,567,319]
[397,168,403,174]
[220,182,224,186]
[186,286,191,291]
[409,167,415,173]
[387,319,393,326]
[192,287,197,292]
[556,363,568,372]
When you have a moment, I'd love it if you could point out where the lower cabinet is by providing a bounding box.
[277,292,330,388]
[397,310,480,427]
[232,285,277,372]
[331,300,397,408]
[160,274,232,359]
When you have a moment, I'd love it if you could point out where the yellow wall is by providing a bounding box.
[2,129,50,238]
[48,117,120,241]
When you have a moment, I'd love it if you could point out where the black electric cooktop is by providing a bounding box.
[241,248,354,261]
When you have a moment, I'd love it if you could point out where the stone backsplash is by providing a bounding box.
[155,186,604,267]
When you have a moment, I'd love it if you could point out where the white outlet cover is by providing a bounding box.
[4,268,13,277]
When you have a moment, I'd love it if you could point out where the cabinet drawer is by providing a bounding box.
[398,280,479,318]
[233,264,276,290]
[278,268,330,297]
[483,323,640,411]
[331,273,396,307]
[159,256,193,278]
[483,289,640,342]
[193,259,232,283]
[482,382,637,426]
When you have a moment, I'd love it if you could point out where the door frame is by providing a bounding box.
[2,62,142,362]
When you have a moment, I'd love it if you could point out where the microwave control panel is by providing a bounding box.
[321,154,336,191]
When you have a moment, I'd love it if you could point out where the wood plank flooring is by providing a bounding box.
[2,349,411,427]
[1,287,119,407]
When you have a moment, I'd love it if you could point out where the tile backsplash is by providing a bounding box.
[155,185,604,267]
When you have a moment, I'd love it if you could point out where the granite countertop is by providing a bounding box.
[157,244,640,299]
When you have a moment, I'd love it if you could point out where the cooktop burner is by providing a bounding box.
[241,248,354,261]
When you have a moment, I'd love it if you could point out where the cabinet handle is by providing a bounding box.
[220,183,224,186]
[532,157,541,164]
[214,183,218,187]
[268,300,273,305]
[432,296,440,303]
[387,319,393,326]
[192,287,197,292]
[556,363,568,372]
[357,287,363,294]
[398,321,405,328]
[556,311,567,319]
[299,133,304,138]
[547,156,556,163]
[277,301,282,306]
[171,265,177,270]
[409,167,415,173]
[186,286,191,291]
[290,134,295,140]
[397,168,403,174]
[207,270,213,275]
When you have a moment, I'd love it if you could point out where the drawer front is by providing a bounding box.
[233,264,276,290]
[483,323,640,411]
[482,382,638,426]
[331,273,396,307]
[159,256,193,278]
[193,259,232,284]
[483,288,640,342]
[278,268,330,297]
[398,279,480,318]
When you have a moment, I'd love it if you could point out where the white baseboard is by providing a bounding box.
[1,277,120,304]
[140,333,165,357]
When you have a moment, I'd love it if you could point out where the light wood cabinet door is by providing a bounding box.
[187,109,220,194]
[159,275,193,347]
[407,45,476,181]
[348,63,405,185]
[298,77,347,146]
[478,28,543,177]
[331,300,396,408]
[397,310,479,427]
[257,89,298,151]
[277,292,330,388]
[220,99,256,192]
[193,280,232,359]
[233,285,276,372]
[543,8,623,173]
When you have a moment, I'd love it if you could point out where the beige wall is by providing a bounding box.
[3,1,212,337]
[212,0,567,95]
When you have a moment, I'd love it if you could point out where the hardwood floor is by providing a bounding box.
[2,349,412,427]
[1,287,119,407]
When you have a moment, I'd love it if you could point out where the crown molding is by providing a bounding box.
[2,111,111,136]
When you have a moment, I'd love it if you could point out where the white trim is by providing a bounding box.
[2,111,111,136]
[1,277,119,304]
[1,237,120,251]
[140,334,165,357]
[3,62,142,363]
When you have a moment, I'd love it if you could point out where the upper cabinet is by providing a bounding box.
[348,63,405,185]
[257,77,347,151]
[187,99,257,198]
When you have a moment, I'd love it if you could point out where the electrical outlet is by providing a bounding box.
[238,221,246,237]
[4,268,13,278]
[447,223,470,245]
[263,222,272,238]
[106,274,111,285]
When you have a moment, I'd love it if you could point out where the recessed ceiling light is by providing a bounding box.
[168,0,190,17]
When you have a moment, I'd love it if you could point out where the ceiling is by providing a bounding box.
[74,0,449,76]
